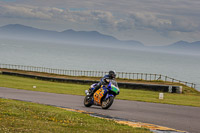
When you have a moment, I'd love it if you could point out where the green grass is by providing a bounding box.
[118,89,200,106]
[0,98,151,133]
[0,74,88,95]
[0,74,200,107]
[1,68,198,94]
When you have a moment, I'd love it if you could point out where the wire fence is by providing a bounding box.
[0,63,196,89]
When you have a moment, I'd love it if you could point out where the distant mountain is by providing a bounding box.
[148,40,200,55]
[0,24,144,47]
[1,24,200,54]
[167,40,200,49]
[168,41,190,47]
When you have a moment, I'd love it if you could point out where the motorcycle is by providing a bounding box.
[84,79,120,109]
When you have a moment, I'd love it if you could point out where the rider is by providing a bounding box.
[89,70,117,97]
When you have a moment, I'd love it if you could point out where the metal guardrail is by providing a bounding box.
[0,63,196,89]
[1,71,183,93]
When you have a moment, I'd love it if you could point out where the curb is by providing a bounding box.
[58,107,188,133]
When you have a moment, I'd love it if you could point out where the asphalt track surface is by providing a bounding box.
[0,87,200,133]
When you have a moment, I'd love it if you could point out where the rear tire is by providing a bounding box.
[84,95,93,107]
[101,96,114,109]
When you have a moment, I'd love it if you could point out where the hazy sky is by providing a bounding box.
[0,0,200,46]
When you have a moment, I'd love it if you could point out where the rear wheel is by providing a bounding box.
[84,95,93,107]
[101,96,114,109]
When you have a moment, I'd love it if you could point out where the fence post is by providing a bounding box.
[65,70,67,75]
[165,76,167,82]
[191,83,193,88]
[194,84,196,89]
[150,74,151,81]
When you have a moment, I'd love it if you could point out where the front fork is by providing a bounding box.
[85,90,90,95]
[85,88,93,95]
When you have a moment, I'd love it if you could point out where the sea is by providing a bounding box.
[0,39,200,91]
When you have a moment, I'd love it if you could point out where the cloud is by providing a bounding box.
[87,10,116,29]
[1,0,16,2]
[128,12,200,33]
[130,12,171,29]
[0,2,200,38]
[0,4,118,29]
[0,4,52,19]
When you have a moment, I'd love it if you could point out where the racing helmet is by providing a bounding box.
[109,70,116,79]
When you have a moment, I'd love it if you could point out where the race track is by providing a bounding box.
[0,87,200,133]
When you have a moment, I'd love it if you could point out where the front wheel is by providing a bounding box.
[101,96,114,109]
[84,95,93,107]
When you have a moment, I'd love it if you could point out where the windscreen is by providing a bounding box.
[110,80,118,87]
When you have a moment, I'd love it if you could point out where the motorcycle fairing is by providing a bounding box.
[105,93,114,100]
[94,86,107,105]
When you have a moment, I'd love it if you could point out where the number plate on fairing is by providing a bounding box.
[94,87,105,105]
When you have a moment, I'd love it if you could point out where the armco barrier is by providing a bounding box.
[1,71,182,93]
[0,63,196,89]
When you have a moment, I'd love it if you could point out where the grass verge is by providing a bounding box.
[0,68,198,94]
[0,98,151,133]
[0,74,200,107]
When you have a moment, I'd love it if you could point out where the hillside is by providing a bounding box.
[0,24,143,47]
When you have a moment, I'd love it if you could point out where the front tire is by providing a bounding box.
[101,96,114,109]
[84,95,93,107]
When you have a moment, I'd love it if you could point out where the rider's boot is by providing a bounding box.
[89,83,101,97]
